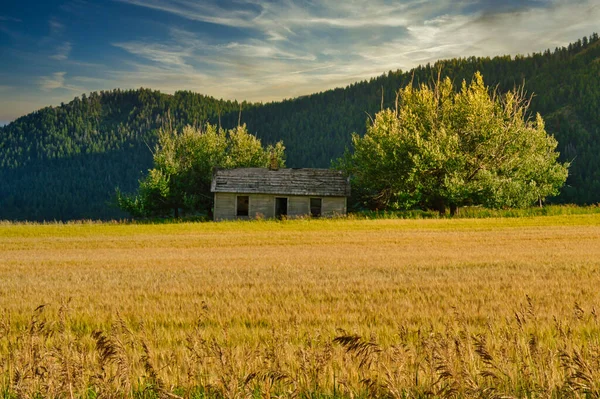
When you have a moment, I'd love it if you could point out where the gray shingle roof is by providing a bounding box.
[211,168,351,197]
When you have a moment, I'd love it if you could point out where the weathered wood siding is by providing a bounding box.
[289,196,310,215]
[249,194,274,219]
[214,193,347,220]
[213,193,238,221]
[322,197,347,217]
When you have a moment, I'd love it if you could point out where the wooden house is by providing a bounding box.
[210,168,351,220]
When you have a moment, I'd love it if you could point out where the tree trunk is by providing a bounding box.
[174,207,179,218]
[433,197,446,216]
[450,204,458,217]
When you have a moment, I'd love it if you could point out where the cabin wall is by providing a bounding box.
[322,196,347,217]
[289,196,310,215]
[213,193,237,221]
[213,193,347,221]
[250,194,275,219]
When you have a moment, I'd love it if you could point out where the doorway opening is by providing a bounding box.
[275,197,288,218]
[236,195,249,217]
[310,198,322,217]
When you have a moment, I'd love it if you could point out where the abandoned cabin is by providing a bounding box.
[210,168,351,220]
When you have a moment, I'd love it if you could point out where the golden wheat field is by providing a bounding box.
[1,215,600,398]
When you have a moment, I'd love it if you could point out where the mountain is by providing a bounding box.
[1,34,599,220]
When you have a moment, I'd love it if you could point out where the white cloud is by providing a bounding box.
[398,0,600,61]
[49,18,65,34]
[115,0,259,28]
[39,72,67,90]
[50,41,72,61]
[113,41,193,69]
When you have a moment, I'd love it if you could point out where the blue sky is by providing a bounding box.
[1,0,599,125]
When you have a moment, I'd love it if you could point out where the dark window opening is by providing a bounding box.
[237,196,249,216]
[310,198,322,217]
[275,197,288,218]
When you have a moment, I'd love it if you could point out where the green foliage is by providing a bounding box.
[339,72,569,213]
[117,124,285,218]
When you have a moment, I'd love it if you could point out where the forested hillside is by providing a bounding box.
[1,34,599,220]
[0,90,244,220]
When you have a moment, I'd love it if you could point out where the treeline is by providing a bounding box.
[1,34,599,220]
[0,89,245,169]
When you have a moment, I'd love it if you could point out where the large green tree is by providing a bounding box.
[339,72,569,215]
[117,124,285,218]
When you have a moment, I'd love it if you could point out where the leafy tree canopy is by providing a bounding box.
[338,72,569,215]
[117,124,285,218]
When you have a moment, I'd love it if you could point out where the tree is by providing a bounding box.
[117,124,285,218]
[338,72,569,215]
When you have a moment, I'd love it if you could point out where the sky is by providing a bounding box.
[1,0,599,125]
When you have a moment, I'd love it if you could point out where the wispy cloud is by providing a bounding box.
[39,72,67,90]
[113,42,190,68]
[60,0,93,15]
[50,41,72,61]
[0,15,22,22]
[115,0,260,28]
[48,18,65,35]
[109,0,600,102]
[39,71,87,94]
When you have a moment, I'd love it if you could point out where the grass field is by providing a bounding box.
[1,215,600,398]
